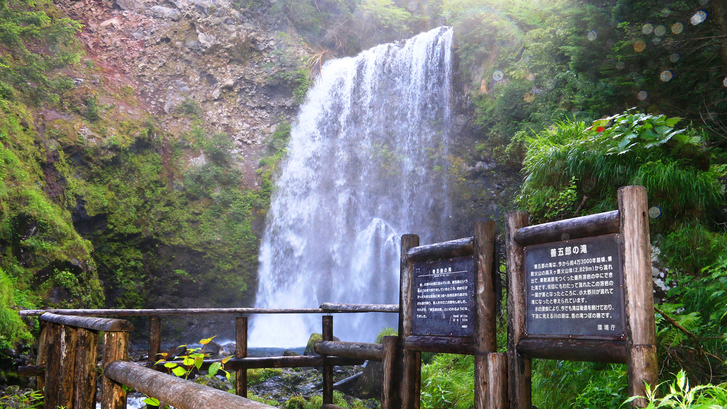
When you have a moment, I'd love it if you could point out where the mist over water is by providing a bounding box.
[250,26,456,347]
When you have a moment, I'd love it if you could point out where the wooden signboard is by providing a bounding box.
[399,221,506,409]
[524,234,625,339]
[506,186,657,409]
[411,256,475,337]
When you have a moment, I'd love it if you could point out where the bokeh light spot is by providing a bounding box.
[670,53,680,63]
[616,61,625,70]
[649,207,662,219]
[524,92,535,103]
[642,23,654,34]
[634,40,646,52]
[660,8,671,17]
[672,22,684,34]
[723,77,727,87]
[691,11,707,25]
[493,70,504,81]
[587,30,598,41]
[660,70,673,82]
[637,91,648,100]
[654,25,666,36]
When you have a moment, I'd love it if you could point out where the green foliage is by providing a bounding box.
[0,267,31,350]
[247,368,283,385]
[177,96,201,117]
[144,336,233,407]
[624,370,727,408]
[658,224,727,276]
[375,327,397,343]
[518,111,725,228]
[420,354,474,409]
[532,360,627,408]
[0,0,83,104]
[0,386,43,409]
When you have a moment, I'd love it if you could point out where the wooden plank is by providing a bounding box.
[314,341,384,361]
[104,360,275,409]
[21,307,329,317]
[517,338,628,363]
[618,186,657,407]
[322,315,334,405]
[74,328,99,409]
[487,353,507,409]
[319,303,399,313]
[514,210,619,246]
[43,323,60,409]
[381,336,397,409]
[101,331,129,409]
[58,325,78,408]
[403,336,475,354]
[148,317,161,364]
[506,211,531,409]
[235,317,248,398]
[407,237,474,263]
[474,220,496,409]
[399,234,420,409]
[40,313,134,332]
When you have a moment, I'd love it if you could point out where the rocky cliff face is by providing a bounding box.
[56,0,313,184]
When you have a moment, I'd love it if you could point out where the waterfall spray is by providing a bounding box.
[251,27,455,347]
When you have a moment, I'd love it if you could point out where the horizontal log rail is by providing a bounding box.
[40,312,134,331]
[320,302,399,313]
[20,304,400,317]
[105,360,274,409]
[404,335,475,355]
[154,355,365,371]
[513,210,620,246]
[407,236,474,263]
[314,341,384,361]
[517,338,628,363]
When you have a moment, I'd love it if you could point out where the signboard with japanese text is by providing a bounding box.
[411,256,475,337]
[524,234,625,339]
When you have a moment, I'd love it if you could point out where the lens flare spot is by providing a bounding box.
[642,24,654,34]
[654,25,666,36]
[523,92,535,103]
[634,40,646,52]
[492,70,504,81]
[723,77,727,87]
[671,22,684,34]
[637,91,648,100]
[691,10,707,25]
[587,30,598,41]
[670,53,680,63]
[660,70,673,82]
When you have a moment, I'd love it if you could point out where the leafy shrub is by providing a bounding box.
[420,354,474,409]
[624,370,727,408]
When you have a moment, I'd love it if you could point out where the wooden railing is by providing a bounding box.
[20,304,399,409]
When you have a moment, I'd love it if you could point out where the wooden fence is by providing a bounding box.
[20,305,399,409]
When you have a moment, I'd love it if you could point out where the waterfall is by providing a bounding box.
[250,27,455,347]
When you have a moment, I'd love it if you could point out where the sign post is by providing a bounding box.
[506,186,657,408]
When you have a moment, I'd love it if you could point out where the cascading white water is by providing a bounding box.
[250,27,455,347]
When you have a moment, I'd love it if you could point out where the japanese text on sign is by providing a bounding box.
[412,256,475,337]
[524,234,625,339]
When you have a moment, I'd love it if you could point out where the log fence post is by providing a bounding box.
[619,186,657,408]
[236,316,248,398]
[506,211,531,409]
[101,330,130,409]
[149,316,162,365]
[322,315,334,405]
[74,328,100,409]
[43,323,61,409]
[381,336,397,409]
[399,234,420,409]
